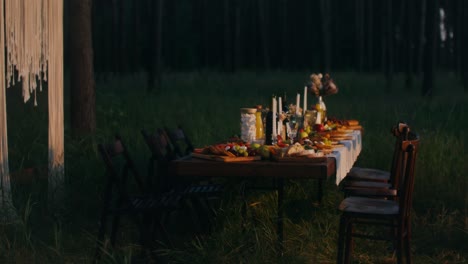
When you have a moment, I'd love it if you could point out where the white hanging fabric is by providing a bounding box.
[0,0,64,205]
[47,0,64,201]
[0,0,12,207]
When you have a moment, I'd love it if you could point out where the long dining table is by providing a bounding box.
[168,130,361,253]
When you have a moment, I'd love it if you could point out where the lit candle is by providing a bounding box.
[296,93,300,115]
[272,97,277,137]
[303,86,307,113]
[278,97,282,114]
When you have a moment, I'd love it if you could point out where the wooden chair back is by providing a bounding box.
[141,128,178,193]
[98,135,145,198]
[398,132,419,222]
[388,122,410,189]
[164,125,194,158]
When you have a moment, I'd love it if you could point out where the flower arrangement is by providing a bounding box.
[308,73,338,97]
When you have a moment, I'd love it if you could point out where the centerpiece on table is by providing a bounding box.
[305,73,338,131]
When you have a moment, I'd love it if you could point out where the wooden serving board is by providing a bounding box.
[273,155,327,163]
[191,153,261,162]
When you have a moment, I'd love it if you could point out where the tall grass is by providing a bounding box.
[1,71,466,263]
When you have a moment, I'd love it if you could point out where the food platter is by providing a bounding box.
[191,153,261,162]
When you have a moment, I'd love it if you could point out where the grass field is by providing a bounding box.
[1,71,467,263]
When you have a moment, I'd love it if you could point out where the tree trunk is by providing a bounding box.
[367,0,373,71]
[417,0,427,77]
[224,0,232,72]
[280,0,288,68]
[258,0,270,70]
[405,0,414,90]
[111,0,119,74]
[130,0,140,73]
[385,0,394,92]
[233,0,242,71]
[70,0,96,136]
[462,0,468,91]
[356,0,364,72]
[320,0,331,73]
[118,0,126,73]
[455,0,462,81]
[422,0,438,97]
[146,0,164,92]
[155,0,164,91]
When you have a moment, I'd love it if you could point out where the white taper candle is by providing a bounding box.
[303,86,307,112]
[296,93,300,115]
[272,97,277,137]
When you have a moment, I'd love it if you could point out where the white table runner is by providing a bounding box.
[327,130,362,185]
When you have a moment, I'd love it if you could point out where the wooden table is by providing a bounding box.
[169,157,336,253]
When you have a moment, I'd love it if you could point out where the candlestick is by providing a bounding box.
[272,97,277,137]
[278,97,282,114]
[303,86,307,112]
[296,93,300,115]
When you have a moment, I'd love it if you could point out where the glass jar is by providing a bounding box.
[240,108,257,143]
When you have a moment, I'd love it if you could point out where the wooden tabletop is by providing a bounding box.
[169,157,336,179]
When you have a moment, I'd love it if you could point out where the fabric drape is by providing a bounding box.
[0,0,64,207]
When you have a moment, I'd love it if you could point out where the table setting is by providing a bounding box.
[189,72,361,185]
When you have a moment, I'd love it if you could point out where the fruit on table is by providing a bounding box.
[300,131,309,139]
[259,145,271,159]
[251,143,261,150]
[314,124,325,132]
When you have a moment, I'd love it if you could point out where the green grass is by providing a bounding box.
[1,71,467,263]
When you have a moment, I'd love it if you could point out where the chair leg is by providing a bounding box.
[344,220,354,264]
[240,182,248,232]
[337,215,347,264]
[94,213,108,263]
[110,215,121,247]
[405,223,412,264]
[396,225,403,264]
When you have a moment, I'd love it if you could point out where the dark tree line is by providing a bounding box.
[88,0,468,94]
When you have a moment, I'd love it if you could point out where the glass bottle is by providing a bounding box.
[315,96,327,124]
[255,105,264,141]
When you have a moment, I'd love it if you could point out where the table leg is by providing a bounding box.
[277,177,284,255]
[317,179,323,205]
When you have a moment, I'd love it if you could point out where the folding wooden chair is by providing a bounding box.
[94,135,179,263]
[142,127,224,233]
